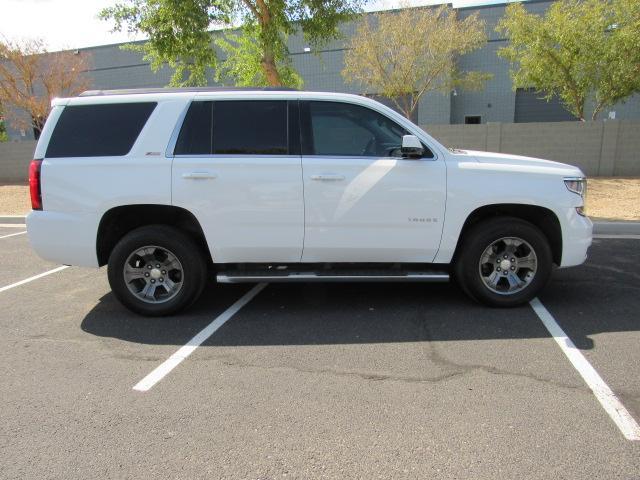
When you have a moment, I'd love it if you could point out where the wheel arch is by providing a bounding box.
[453,204,563,266]
[96,204,211,267]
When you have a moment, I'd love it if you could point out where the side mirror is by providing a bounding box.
[401,135,424,158]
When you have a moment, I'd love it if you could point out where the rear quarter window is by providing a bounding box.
[45,102,157,158]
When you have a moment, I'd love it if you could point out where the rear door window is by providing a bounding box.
[213,101,287,155]
[174,100,289,156]
[174,101,213,155]
[46,103,156,158]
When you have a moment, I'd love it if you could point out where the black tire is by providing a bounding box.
[454,217,553,307]
[107,225,207,316]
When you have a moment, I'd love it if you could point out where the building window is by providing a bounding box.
[464,115,482,124]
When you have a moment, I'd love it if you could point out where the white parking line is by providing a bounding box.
[0,231,27,240]
[0,266,70,294]
[133,283,268,392]
[530,297,640,441]
[0,223,27,228]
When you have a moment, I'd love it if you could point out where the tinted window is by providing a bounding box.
[174,100,289,155]
[304,101,432,158]
[213,101,287,155]
[46,103,156,158]
[174,101,213,155]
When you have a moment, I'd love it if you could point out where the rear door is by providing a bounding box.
[171,99,304,263]
[300,100,446,263]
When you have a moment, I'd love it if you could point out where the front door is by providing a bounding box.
[172,99,304,263]
[300,100,446,263]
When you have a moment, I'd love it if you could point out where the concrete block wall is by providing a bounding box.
[0,141,37,183]
[499,122,603,173]
[1,121,638,183]
[423,120,640,176]
[614,122,640,176]
[426,124,490,151]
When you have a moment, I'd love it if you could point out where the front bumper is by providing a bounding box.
[559,208,593,268]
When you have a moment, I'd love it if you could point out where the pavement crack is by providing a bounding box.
[418,320,590,394]
[206,354,467,384]
[200,352,588,393]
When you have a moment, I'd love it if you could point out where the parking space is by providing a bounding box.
[0,226,26,238]
[1,233,639,479]
[538,238,640,422]
[0,225,60,286]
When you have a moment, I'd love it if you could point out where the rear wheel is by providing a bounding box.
[454,217,553,307]
[107,225,206,316]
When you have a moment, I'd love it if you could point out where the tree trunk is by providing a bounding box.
[400,95,411,120]
[572,96,585,122]
[253,0,283,87]
[591,101,605,121]
[32,116,44,140]
[390,94,415,120]
[261,51,283,86]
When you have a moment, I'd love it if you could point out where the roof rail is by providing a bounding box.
[79,86,298,97]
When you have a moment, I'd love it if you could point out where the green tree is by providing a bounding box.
[0,122,7,143]
[100,0,366,88]
[497,0,640,121]
[215,23,302,88]
[0,103,7,142]
[341,6,491,120]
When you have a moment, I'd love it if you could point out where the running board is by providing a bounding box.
[217,272,450,284]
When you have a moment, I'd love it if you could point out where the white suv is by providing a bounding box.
[27,88,592,316]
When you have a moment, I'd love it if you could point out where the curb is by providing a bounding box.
[1,216,639,234]
[592,221,640,235]
[0,215,26,224]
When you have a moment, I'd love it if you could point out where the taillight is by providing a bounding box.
[29,159,43,210]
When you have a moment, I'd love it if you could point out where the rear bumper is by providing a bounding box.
[26,211,99,267]
[559,208,593,268]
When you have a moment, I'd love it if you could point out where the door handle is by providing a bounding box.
[182,171,217,179]
[310,174,345,181]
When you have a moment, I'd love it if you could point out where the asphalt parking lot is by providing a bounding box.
[0,224,639,479]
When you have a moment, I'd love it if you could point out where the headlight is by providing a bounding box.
[564,177,586,198]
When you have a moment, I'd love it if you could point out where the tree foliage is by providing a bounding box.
[215,23,302,88]
[100,0,366,87]
[497,0,640,121]
[0,111,7,142]
[341,6,491,119]
[0,38,91,138]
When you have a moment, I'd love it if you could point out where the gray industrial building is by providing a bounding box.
[5,0,640,141]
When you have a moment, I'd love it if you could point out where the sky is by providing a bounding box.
[0,0,520,51]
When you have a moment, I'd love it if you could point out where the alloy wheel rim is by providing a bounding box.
[123,246,184,304]
[478,237,537,295]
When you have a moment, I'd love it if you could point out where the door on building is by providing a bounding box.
[515,88,578,122]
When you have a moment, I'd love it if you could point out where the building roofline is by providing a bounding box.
[456,0,552,11]
[51,0,553,54]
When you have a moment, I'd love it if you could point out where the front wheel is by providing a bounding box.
[454,217,553,307]
[107,225,207,316]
